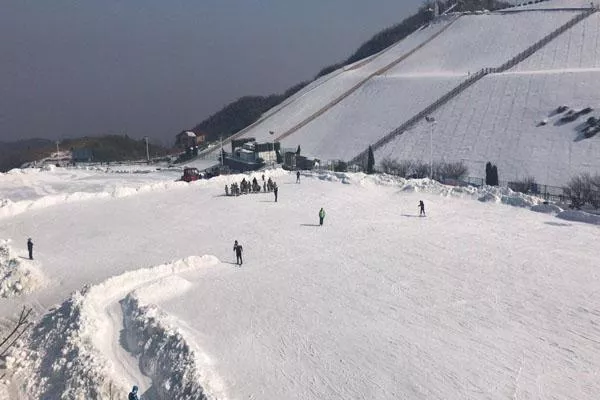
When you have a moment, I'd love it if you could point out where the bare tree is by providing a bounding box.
[0,307,33,358]
[508,176,538,194]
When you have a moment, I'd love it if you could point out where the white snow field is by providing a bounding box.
[1,167,599,399]
[197,5,600,188]
[375,69,600,186]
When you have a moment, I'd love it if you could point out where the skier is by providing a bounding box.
[296,170,301,183]
[274,184,278,202]
[128,385,139,400]
[418,200,426,216]
[233,240,243,265]
[27,238,33,260]
[319,208,326,226]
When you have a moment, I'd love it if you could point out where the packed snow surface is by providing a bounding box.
[0,166,598,400]
[376,70,600,186]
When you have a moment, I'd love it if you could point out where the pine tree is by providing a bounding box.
[367,145,375,174]
[296,145,301,155]
[491,165,499,186]
[485,162,492,185]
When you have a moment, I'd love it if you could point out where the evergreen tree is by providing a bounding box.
[296,145,301,155]
[485,162,492,185]
[367,145,375,174]
[491,165,499,186]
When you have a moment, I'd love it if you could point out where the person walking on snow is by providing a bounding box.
[27,238,34,260]
[296,170,301,183]
[418,200,426,216]
[129,385,139,400]
[319,208,326,226]
[233,240,243,265]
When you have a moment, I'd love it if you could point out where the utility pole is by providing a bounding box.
[425,116,436,179]
[269,131,276,165]
[144,137,150,162]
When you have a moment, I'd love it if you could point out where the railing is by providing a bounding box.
[350,7,597,167]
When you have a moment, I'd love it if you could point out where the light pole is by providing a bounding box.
[269,131,276,165]
[425,116,436,179]
[220,134,223,166]
[143,137,150,162]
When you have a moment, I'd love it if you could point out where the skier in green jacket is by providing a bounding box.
[319,208,326,226]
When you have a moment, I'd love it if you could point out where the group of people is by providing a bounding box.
[225,175,278,198]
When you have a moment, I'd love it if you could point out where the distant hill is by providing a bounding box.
[191,0,510,142]
[0,135,169,172]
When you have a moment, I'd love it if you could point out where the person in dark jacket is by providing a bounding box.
[233,240,243,265]
[27,238,33,260]
[418,200,426,216]
[128,385,139,400]
[319,208,326,226]
[273,184,278,202]
[296,170,301,183]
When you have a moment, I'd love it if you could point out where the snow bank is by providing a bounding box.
[9,255,220,400]
[121,292,225,400]
[531,203,563,214]
[0,180,189,220]
[304,170,544,208]
[557,210,600,225]
[0,240,45,298]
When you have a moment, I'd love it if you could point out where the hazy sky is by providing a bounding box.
[1,0,422,146]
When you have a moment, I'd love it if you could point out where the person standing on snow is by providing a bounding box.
[27,238,34,260]
[129,385,139,400]
[319,208,326,226]
[296,170,301,183]
[233,240,243,265]
[273,183,278,202]
[418,200,426,216]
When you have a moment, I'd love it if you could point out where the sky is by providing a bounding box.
[0,0,422,146]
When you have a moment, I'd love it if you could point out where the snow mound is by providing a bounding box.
[10,255,220,400]
[0,240,45,298]
[556,210,600,225]
[0,180,188,220]
[122,292,225,400]
[531,203,563,214]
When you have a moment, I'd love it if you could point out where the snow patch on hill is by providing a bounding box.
[8,255,221,400]
[0,240,45,298]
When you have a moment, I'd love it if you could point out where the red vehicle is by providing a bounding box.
[181,167,200,182]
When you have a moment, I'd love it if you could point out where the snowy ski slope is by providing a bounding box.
[375,69,600,185]
[376,11,577,75]
[1,167,599,399]
[205,16,458,150]
[204,6,600,188]
[279,10,580,162]
[505,0,594,11]
[513,11,600,71]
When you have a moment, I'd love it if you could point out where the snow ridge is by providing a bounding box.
[10,255,221,400]
[0,180,189,220]
[0,240,45,298]
[121,293,223,400]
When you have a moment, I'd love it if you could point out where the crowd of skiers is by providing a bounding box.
[226,175,278,197]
